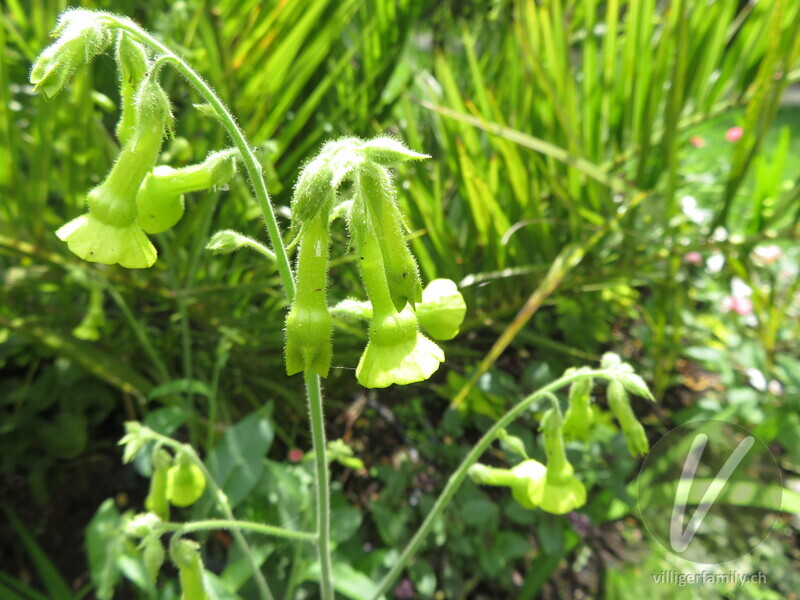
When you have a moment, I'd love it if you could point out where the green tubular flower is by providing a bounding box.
[171,539,208,600]
[355,227,443,388]
[359,164,423,311]
[416,278,467,341]
[607,379,649,457]
[538,408,587,514]
[331,278,466,342]
[166,453,207,508]
[30,9,112,99]
[72,287,106,341]
[468,460,547,510]
[144,448,172,521]
[562,371,594,441]
[115,33,149,146]
[285,211,333,377]
[56,75,171,268]
[136,149,238,234]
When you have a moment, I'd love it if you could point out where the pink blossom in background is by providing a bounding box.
[684,251,703,266]
[288,448,304,463]
[689,136,705,148]
[722,296,753,316]
[725,127,743,142]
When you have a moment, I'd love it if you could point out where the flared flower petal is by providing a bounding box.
[536,475,587,515]
[356,308,444,388]
[57,213,156,268]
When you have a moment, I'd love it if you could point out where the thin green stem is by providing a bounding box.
[370,369,611,600]
[144,431,275,600]
[305,373,334,600]
[105,14,296,304]
[161,519,317,542]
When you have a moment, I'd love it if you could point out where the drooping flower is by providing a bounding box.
[538,408,587,514]
[56,75,171,268]
[537,460,588,515]
[468,460,547,510]
[352,198,443,388]
[136,149,238,234]
[415,278,467,341]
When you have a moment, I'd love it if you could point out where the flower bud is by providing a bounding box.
[607,379,649,457]
[562,372,594,441]
[206,230,250,255]
[142,533,165,584]
[416,279,467,341]
[115,33,149,146]
[358,164,422,311]
[291,157,336,228]
[145,448,172,521]
[125,511,162,538]
[119,421,147,463]
[359,137,430,165]
[285,212,333,377]
[497,429,529,459]
[166,453,207,507]
[171,539,208,600]
[30,9,112,99]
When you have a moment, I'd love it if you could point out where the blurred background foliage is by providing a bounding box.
[1,0,799,598]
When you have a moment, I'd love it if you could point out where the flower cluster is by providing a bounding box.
[283,138,466,388]
[32,20,239,269]
[470,355,652,514]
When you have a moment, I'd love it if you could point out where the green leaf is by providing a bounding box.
[206,409,274,509]
[330,493,363,544]
[305,562,384,600]
[0,572,53,600]
[148,378,212,400]
[461,498,499,529]
[85,499,124,600]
